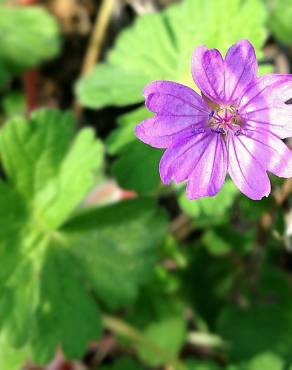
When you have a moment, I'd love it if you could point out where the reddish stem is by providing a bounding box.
[20,0,39,115]
[23,69,39,116]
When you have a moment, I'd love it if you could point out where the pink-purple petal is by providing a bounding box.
[135,115,205,148]
[239,74,292,138]
[224,39,257,102]
[186,134,227,199]
[192,46,225,104]
[159,131,210,184]
[144,80,209,115]
[228,133,271,200]
[239,130,292,178]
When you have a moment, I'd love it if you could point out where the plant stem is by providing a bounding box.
[81,0,114,76]
[74,0,114,119]
[20,0,39,115]
[103,314,187,370]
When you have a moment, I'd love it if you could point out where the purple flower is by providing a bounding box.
[135,40,292,200]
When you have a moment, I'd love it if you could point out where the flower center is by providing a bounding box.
[208,105,242,136]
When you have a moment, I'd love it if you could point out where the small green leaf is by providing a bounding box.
[0,109,103,229]
[106,106,151,156]
[124,285,186,367]
[100,357,145,370]
[202,225,254,256]
[244,352,284,370]
[1,90,25,118]
[187,360,221,370]
[179,180,238,227]
[106,107,161,195]
[0,333,30,370]
[217,304,292,362]
[112,141,162,194]
[266,0,292,44]
[0,6,60,69]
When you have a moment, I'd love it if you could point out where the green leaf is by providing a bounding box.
[76,0,267,109]
[106,107,162,195]
[217,304,292,362]
[266,0,292,44]
[64,198,168,309]
[111,141,162,194]
[0,109,168,368]
[179,180,238,227]
[181,247,234,326]
[1,90,25,118]
[106,106,152,156]
[0,109,104,366]
[202,225,254,256]
[0,333,30,370]
[31,247,101,363]
[131,297,186,366]
[0,6,60,69]
[100,357,145,370]
[0,109,103,229]
[243,352,284,370]
[187,360,221,370]
[187,352,286,370]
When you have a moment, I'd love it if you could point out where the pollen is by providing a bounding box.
[208,105,243,135]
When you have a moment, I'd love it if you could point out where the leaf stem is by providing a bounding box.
[103,314,187,370]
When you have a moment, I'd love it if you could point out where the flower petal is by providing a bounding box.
[239,74,292,138]
[238,130,292,178]
[192,46,225,104]
[186,134,227,199]
[228,133,271,200]
[135,115,206,148]
[144,80,209,115]
[159,131,211,184]
[224,39,257,102]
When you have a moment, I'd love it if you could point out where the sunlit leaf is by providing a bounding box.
[0,110,167,368]
[0,6,60,69]
[77,0,267,109]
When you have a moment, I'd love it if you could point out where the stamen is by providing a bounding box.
[192,127,206,134]
[235,129,241,136]
[211,127,225,134]
[208,104,242,136]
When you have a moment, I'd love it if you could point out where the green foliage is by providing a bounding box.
[217,268,292,363]
[76,0,267,109]
[107,107,162,194]
[64,198,168,309]
[0,109,167,368]
[187,360,221,370]
[188,352,286,370]
[100,357,145,370]
[0,6,60,70]
[1,90,25,118]
[0,1,291,369]
[266,0,292,44]
[179,180,239,227]
[112,141,162,194]
[126,291,186,366]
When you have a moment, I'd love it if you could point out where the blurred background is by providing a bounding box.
[0,0,291,370]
